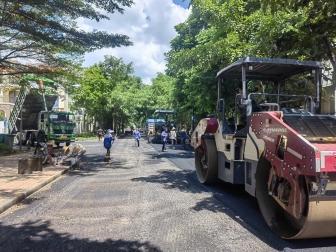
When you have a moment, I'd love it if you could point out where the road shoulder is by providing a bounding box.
[0,153,69,214]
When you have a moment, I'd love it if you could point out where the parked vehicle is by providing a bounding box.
[10,87,76,146]
[191,57,336,239]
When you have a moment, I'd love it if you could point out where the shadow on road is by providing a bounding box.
[65,154,110,177]
[0,220,161,252]
[18,196,46,206]
[132,167,336,251]
[153,152,194,159]
[132,169,205,194]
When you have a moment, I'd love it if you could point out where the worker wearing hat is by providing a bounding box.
[170,127,177,149]
[103,129,113,159]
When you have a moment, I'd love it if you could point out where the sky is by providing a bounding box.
[80,0,191,84]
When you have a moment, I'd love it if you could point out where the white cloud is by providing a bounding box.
[79,0,190,84]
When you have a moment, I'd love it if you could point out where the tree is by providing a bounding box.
[74,56,148,131]
[260,0,336,82]
[149,73,175,110]
[167,0,336,123]
[0,0,133,76]
[73,55,177,131]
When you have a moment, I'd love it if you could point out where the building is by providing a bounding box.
[0,78,20,120]
[0,76,20,133]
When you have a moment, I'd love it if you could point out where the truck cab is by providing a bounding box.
[38,111,76,145]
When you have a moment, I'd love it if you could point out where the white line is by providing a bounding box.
[287,147,303,160]
[263,136,274,143]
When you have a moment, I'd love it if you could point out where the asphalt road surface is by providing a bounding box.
[0,138,335,251]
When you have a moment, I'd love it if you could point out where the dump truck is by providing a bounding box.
[9,82,76,146]
[191,57,336,239]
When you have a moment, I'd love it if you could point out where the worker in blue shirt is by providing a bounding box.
[104,129,113,159]
[133,128,141,147]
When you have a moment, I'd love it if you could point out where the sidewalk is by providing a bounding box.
[0,152,68,214]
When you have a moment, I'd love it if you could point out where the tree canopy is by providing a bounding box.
[166,0,336,126]
[0,0,133,76]
[73,56,175,131]
[4,0,336,131]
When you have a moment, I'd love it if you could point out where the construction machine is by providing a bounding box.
[191,57,336,239]
[146,118,165,143]
[146,109,175,143]
[9,78,76,146]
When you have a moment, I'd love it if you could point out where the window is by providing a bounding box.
[49,113,74,122]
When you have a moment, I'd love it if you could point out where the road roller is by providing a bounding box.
[191,57,336,239]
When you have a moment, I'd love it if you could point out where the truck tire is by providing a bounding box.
[195,137,218,184]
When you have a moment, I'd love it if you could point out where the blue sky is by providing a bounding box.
[173,0,190,9]
[80,0,190,84]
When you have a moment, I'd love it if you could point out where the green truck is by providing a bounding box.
[16,91,76,146]
[37,110,76,145]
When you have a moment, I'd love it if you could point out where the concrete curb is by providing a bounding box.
[0,167,69,215]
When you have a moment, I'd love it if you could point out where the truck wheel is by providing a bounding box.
[195,137,218,184]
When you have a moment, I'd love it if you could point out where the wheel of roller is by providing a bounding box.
[255,157,307,239]
[195,137,218,184]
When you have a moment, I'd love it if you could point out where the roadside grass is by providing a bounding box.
[0,143,13,155]
[76,132,97,141]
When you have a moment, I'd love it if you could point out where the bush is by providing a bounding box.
[77,132,95,138]
[0,143,11,154]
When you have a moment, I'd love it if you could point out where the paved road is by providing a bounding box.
[150,143,336,252]
[0,139,335,251]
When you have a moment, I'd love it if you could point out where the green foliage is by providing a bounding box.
[76,132,96,140]
[0,0,133,76]
[149,73,175,109]
[260,0,336,79]
[167,0,336,124]
[0,143,11,155]
[73,56,174,131]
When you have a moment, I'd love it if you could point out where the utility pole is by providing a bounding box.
[19,108,22,151]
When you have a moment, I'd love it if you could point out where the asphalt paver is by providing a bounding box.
[0,139,335,251]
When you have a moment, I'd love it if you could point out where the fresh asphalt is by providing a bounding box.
[150,142,336,252]
[0,138,334,251]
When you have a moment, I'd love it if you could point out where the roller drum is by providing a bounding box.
[289,198,336,239]
[256,158,336,239]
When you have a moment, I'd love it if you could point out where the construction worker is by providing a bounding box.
[97,128,104,141]
[170,127,177,149]
[34,129,47,155]
[133,128,141,147]
[103,129,113,160]
[61,142,86,168]
[161,127,168,152]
